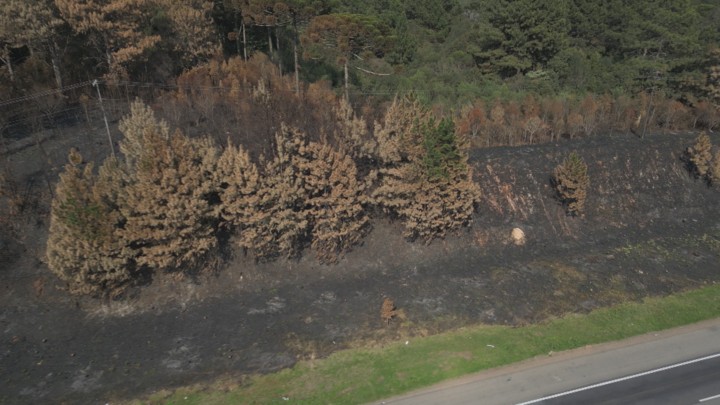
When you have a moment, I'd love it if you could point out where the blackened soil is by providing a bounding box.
[1,132,719,404]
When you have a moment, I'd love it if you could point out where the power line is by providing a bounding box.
[0,78,458,114]
[0,81,94,108]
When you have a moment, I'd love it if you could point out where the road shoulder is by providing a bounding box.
[378,317,720,405]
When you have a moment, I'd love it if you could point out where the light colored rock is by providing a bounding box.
[511,228,526,246]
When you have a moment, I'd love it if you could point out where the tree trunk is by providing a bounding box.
[5,57,13,82]
[48,42,63,90]
[276,29,282,75]
[234,11,241,56]
[242,21,248,61]
[1,47,14,82]
[344,61,349,101]
[268,26,273,55]
[294,41,300,95]
[292,16,300,95]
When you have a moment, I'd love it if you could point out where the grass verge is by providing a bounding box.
[136,283,720,405]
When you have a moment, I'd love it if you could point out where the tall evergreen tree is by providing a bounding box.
[467,0,570,77]
[46,149,132,296]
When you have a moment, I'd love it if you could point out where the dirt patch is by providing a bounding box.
[1,132,719,404]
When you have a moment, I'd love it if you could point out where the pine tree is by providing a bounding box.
[118,101,220,272]
[225,124,370,262]
[380,297,397,325]
[332,97,376,160]
[249,125,310,259]
[371,96,480,240]
[54,0,161,79]
[46,149,131,296]
[215,141,264,251]
[302,13,393,99]
[301,141,369,263]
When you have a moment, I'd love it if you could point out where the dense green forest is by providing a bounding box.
[2,0,719,107]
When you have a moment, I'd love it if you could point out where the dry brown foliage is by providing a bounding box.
[46,149,132,296]
[454,94,714,148]
[688,132,713,180]
[380,297,397,325]
[243,125,368,262]
[303,140,369,263]
[332,97,376,160]
[371,96,480,240]
[118,101,220,272]
[712,150,720,186]
[243,127,310,260]
[373,95,430,164]
[55,0,216,80]
[161,55,348,159]
[215,142,263,248]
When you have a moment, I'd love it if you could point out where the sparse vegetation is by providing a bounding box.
[381,297,397,325]
[138,283,720,405]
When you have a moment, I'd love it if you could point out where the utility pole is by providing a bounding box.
[92,79,115,157]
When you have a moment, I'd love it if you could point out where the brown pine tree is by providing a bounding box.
[55,0,161,79]
[215,141,264,251]
[712,150,720,186]
[332,97,376,160]
[117,101,220,272]
[244,124,369,262]
[371,97,480,240]
[247,125,310,259]
[688,132,713,180]
[301,141,369,263]
[46,149,131,296]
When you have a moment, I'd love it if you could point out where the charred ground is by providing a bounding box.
[1,131,719,404]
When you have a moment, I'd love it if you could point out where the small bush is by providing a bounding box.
[712,151,720,186]
[687,132,713,184]
[381,297,397,325]
[553,152,589,216]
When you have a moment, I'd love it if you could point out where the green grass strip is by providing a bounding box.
[142,283,720,405]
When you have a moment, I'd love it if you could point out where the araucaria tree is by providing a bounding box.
[371,96,480,240]
[553,151,589,216]
[302,13,393,100]
[46,149,131,296]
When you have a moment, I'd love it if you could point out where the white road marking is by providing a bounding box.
[700,393,720,402]
[516,352,720,405]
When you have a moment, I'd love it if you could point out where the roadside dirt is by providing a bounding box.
[1,130,719,404]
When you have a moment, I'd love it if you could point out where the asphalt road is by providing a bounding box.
[520,353,720,404]
[377,318,720,405]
